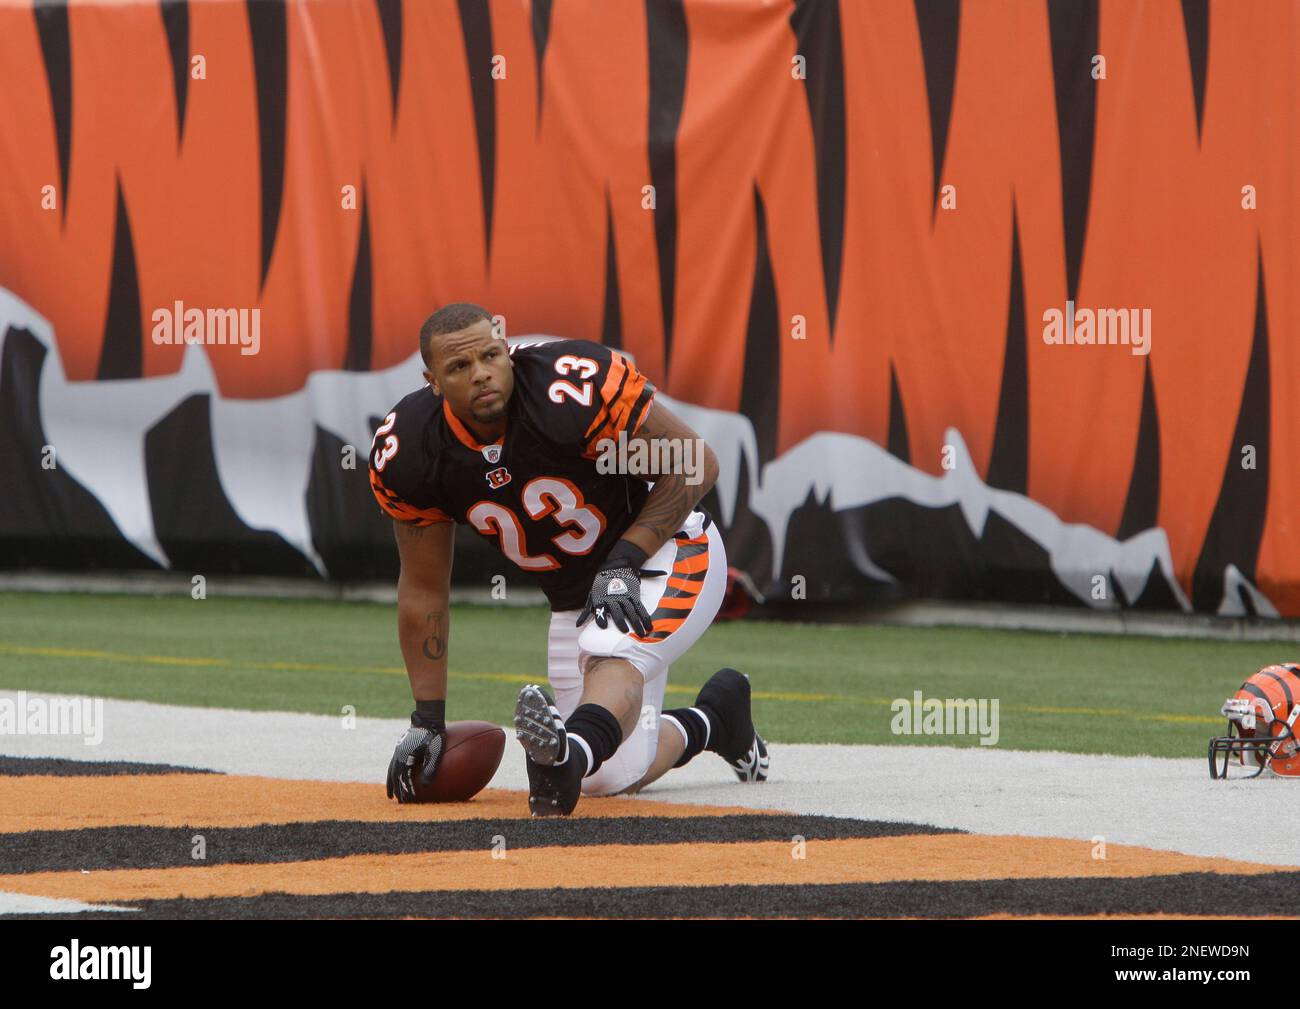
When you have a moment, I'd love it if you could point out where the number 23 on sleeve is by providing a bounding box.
[372,412,399,471]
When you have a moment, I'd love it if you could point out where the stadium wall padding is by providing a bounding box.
[0,0,1296,618]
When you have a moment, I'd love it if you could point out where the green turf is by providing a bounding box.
[0,591,1293,758]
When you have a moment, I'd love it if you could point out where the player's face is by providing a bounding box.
[425,321,514,426]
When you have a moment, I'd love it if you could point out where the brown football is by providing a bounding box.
[418,720,506,803]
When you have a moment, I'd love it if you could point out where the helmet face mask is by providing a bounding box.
[1208,722,1289,779]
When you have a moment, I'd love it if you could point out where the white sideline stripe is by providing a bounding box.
[0,892,135,915]
[2,691,1298,868]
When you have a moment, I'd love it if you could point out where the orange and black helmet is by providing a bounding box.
[1208,663,1300,779]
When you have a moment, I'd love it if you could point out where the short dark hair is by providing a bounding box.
[419,303,493,367]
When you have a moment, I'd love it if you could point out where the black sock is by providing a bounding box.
[564,704,623,778]
[663,707,713,767]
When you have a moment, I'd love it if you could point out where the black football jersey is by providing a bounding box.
[369,339,656,611]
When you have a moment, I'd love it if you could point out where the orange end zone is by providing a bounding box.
[0,774,777,833]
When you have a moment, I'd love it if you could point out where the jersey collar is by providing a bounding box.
[443,399,506,452]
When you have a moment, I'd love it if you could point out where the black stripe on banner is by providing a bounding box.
[912,0,959,225]
[0,815,958,875]
[530,0,553,127]
[1116,357,1161,540]
[0,757,219,778]
[18,871,1300,921]
[33,0,71,227]
[457,0,496,263]
[375,0,403,129]
[887,362,911,464]
[645,0,688,369]
[739,187,781,470]
[600,191,622,351]
[1191,249,1272,613]
[96,179,144,381]
[788,0,846,334]
[244,0,288,291]
[343,181,373,371]
[985,202,1028,494]
[1180,0,1209,144]
[1047,0,1099,304]
[160,0,191,147]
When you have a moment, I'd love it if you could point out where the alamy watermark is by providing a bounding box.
[50,941,150,988]
[0,692,104,745]
[151,301,261,356]
[890,690,999,746]
[1042,300,1150,356]
[594,431,706,485]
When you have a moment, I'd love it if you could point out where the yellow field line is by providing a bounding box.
[0,643,834,702]
[0,642,1221,723]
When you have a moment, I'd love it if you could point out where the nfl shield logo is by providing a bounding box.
[482,444,502,464]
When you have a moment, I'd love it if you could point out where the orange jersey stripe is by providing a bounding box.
[613,375,648,432]
[586,375,647,454]
[629,621,688,644]
[667,576,704,592]
[655,595,699,610]
[590,373,647,446]
[673,554,710,574]
[584,353,629,440]
[369,470,453,526]
[585,413,623,458]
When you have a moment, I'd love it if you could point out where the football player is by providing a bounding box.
[371,303,768,814]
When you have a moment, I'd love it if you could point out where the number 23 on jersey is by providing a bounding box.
[469,476,605,570]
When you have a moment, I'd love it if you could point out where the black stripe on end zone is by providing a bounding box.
[16,871,1300,920]
[0,815,958,875]
[0,757,219,777]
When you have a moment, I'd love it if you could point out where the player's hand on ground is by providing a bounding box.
[577,541,665,636]
[386,724,445,803]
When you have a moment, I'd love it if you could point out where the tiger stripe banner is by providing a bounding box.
[0,0,1296,617]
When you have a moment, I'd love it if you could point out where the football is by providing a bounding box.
[418,720,506,802]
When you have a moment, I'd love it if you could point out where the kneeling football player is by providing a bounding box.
[372,303,768,813]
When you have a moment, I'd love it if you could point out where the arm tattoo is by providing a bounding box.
[630,473,697,546]
[421,610,447,661]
